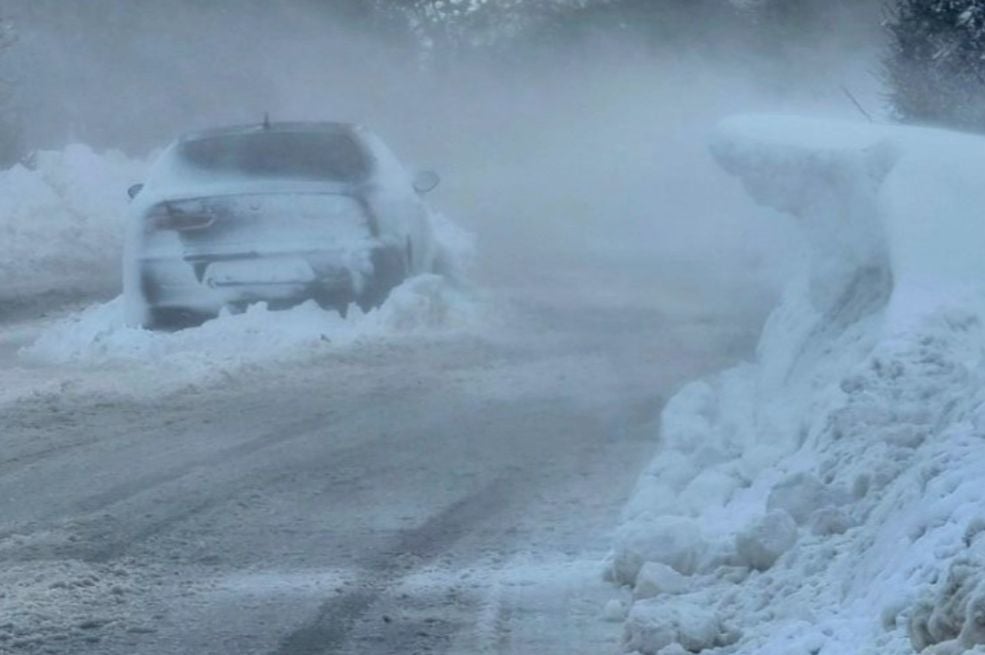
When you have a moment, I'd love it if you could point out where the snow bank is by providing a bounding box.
[610,115,985,654]
[0,145,146,300]
[21,274,479,387]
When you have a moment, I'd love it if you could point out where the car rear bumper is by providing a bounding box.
[137,249,373,314]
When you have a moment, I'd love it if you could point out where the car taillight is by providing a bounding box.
[145,201,215,232]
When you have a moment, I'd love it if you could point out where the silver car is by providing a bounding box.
[123,121,439,328]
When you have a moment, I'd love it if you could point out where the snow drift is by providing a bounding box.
[610,115,985,654]
[0,145,146,302]
[21,274,479,383]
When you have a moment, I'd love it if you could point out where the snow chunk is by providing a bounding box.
[808,506,854,536]
[909,529,985,653]
[603,598,629,622]
[766,473,847,525]
[634,562,689,600]
[623,599,733,654]
[734,510,797,571]
[611,516,707,586]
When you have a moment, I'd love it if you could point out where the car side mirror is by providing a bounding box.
[412,170,440,194]
[127,183,144,200]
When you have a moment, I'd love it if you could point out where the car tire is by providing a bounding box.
[146,306,212,331]
[358,246,407,312]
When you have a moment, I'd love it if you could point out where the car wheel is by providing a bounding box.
[358,246,407,312]
[146,306,212,331]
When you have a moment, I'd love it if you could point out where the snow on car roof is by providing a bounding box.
[178,121,366,143]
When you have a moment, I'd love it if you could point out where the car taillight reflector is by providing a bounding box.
[145,203,215,232]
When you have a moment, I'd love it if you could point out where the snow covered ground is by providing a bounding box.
[0,260,761,654]
[0,275,484,418]
[610,115,985,654]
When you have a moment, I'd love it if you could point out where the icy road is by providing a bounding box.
[0,261,763,654]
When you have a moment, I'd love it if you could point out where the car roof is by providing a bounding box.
[178,121,366,143]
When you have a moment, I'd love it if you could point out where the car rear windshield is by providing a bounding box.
[177,130,372,182]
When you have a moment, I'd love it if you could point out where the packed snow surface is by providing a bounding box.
[611,115,985,654]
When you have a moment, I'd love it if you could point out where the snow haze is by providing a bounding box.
[0,0,882,307]
[10,3,967,655]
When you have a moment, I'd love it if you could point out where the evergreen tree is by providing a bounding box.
[382,0,743,59]
[886,0,985,131]
[385,0,557,53]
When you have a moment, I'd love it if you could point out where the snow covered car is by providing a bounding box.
[123,121,440,328]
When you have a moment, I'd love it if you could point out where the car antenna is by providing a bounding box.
[262,112,271,130]
[840,85,873,123]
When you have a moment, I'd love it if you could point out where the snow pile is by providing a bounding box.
[0,145,145,300]
[609,115,985,654]
[21,274,479,382]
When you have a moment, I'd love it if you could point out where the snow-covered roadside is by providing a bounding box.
[0,145,146,303]
[609,116,985,654]
[2,273,482,405]
[25,273,479,369]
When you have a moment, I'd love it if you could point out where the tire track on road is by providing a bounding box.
[273,474,517,655]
